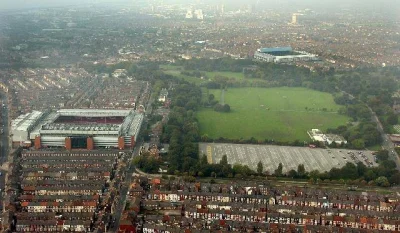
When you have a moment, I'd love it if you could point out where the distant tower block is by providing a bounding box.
[195,9,204,20]
[186,9,193,19]
[291,14,297,24]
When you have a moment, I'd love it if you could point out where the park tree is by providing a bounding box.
[220,155,233,177]
[364,170,377,181]
[389,172,400,185]
[222,104,231,112]
[274,163,283,176]
[297,164,306,178]
[208,94,215,103]
[374,176,390,187]
[257,161,264,175]
[376,150,389,162]
[309,170,320,181]
[220,155,228,166]
[386,114,398,125]
[356,162,367,177]
[351,139,365,149]
[287,169,297,178]
[214,104,231,112]
[340,162,359,180]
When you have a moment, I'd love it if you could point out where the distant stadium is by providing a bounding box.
[254,47,319,63]
[11,109,143,150]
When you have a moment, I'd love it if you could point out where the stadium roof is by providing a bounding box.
[12,111,43,132]
[10,109,143,140]
[259,47,293,53]
[57,109,131,117]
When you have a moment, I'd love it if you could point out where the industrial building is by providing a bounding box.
[11,109,143,150]
[254,47,319,63]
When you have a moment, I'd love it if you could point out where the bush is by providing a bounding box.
[375,176,390,187]
[214,104,231,112]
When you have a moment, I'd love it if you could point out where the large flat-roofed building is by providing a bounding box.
[254,46,319,63]
[11,109,143,150]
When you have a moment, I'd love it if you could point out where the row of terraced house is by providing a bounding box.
[9,149,128,232]
[118,177,400,233]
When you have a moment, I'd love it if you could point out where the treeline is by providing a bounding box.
[161,83,202,173]
[327,122,382,149]
[176,58,254,72]
[194,150,400,187]
[82,61,167,82]
[135,82,203,174]
[133,153,162,173]
[311,150,400,186]
[290,150,399,186]
[200,136,325,148]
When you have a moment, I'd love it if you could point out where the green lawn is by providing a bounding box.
[160,64,260,84]
[197,87,350,142]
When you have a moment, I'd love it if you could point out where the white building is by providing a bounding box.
[194,9,204,20]
[185,9,193,19]
[158,88,168,102]
[307,129,347,145]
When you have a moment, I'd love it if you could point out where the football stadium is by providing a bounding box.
[254,47,319,63]
[11,109,143,150]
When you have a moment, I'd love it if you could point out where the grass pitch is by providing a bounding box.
[197,87,349,142]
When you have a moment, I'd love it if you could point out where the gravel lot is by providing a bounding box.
[199,143,378,173]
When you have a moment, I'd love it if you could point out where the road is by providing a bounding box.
[110,87,154,232]
[368,106,400,170]
[1,92,9,165]
[109,140,143,232]
[0,91,9,212]
[342,90,400,171]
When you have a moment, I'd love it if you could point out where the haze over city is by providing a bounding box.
[0,0,399,12]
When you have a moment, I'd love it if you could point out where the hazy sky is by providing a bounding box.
[0,0,126,10]
[0,0,399,13]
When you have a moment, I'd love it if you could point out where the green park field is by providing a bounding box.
[160,65,259,84]
[197,87,349,142]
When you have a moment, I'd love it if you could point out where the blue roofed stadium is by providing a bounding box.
[254,46,319,63]
[259,47,293,53]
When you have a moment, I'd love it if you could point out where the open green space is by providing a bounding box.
[197,87,350,142]
[160,64,259,84]
[161,65,206,85]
